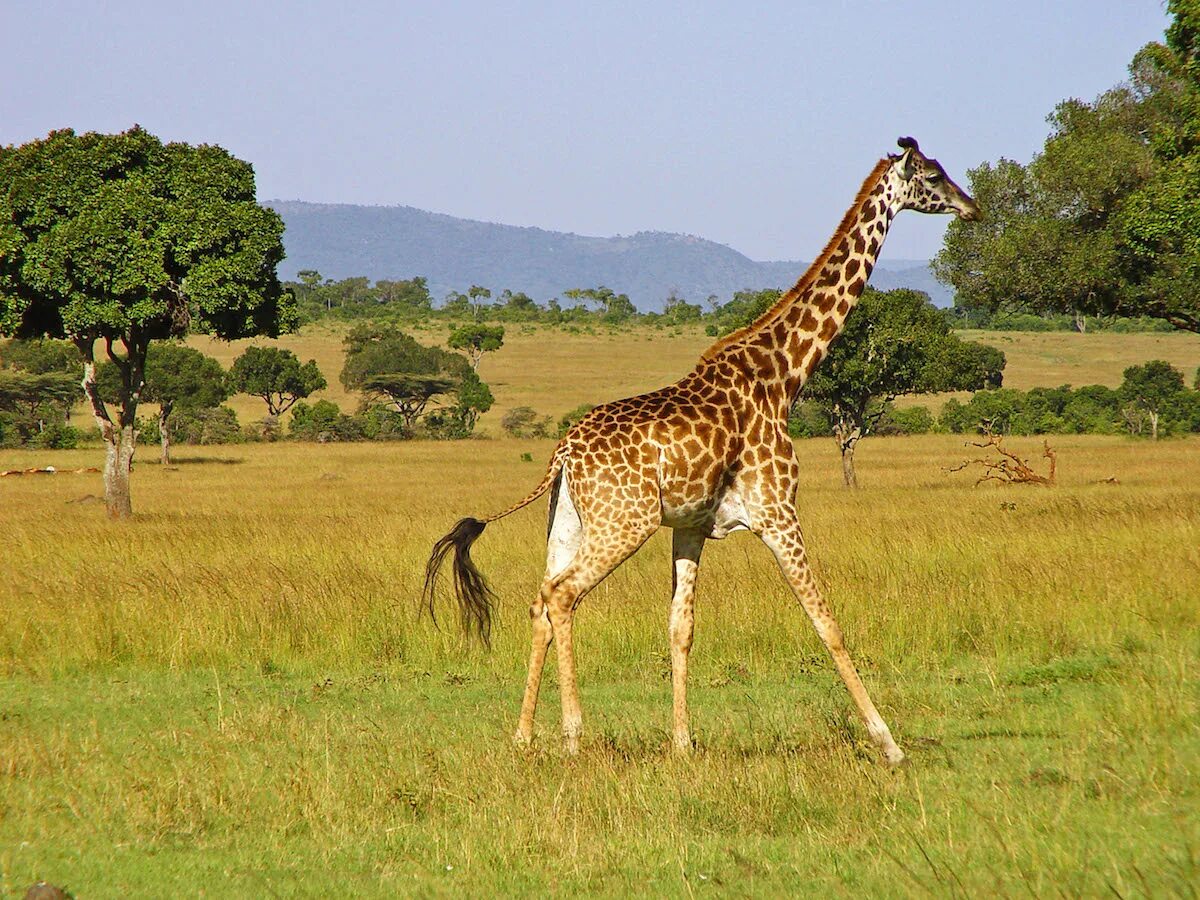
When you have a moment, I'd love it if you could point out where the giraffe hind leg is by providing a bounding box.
[546,515,659,754]
[515,471,582,746]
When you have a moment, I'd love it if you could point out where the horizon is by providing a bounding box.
[1,2,1171,264]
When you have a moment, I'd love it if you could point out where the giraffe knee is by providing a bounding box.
[546,583,578,621]
[818,620,845,653]
[669,609,694,652]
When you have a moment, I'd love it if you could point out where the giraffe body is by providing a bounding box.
[425,138,979,765]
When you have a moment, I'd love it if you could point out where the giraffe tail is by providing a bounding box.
[423,441,570,646]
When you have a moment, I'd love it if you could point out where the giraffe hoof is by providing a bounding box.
[513,730,533,749]
[884,746,907,768]
[672,734,693,756]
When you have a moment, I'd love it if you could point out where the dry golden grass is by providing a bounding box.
[1,434,1197,895]
[4,322,1200,896]
[184,323,1200,428]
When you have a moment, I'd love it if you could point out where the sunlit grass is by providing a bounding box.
[1,434,1197,895]
[177,323,1200,427]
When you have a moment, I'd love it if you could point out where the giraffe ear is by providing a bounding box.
[896,136,920,180]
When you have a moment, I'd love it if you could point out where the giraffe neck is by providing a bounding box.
[703,158,904,411]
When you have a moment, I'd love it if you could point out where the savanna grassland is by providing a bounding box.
[2,327,1199,897]
[185,323,1200,426]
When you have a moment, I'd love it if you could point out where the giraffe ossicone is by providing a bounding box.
[424,137,979,766]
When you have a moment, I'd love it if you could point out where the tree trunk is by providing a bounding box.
[104,424,136,518]
[840,440,858,489]
[1150,410,1159,441]
[159,401,173,466]
[77,336,144,519]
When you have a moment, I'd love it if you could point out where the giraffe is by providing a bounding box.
[424,137,980,766]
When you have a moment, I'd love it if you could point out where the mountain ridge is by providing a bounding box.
[264,200,952,309]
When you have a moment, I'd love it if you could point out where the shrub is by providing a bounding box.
[29,421,79,449]
[787,400,833,438]
[170,406,242,445]
[502,406,551,438]
[290,400,368,442]
[876,404,935,435]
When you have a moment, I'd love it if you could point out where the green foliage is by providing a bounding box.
[937,374,1200,438]
[0,126,292,512]
[0,127,293,343]
[98,342,227,411]
[447,324,505,369]
[0,370,81,447]
[660,291,705,325]
[799,288,1005,479]
[875,404,936,436]
[340,323,488,437]
[289,400,367,442]
[167,405,242,445]
[291,271,433,322]
[563,286,638,323]
[705,288,782,336]
[501,406,552,438]
[0,338,81,376]
[228,346,326,416]
[786,400,835,438]
[935,9,1200,333]
[1119,359,1191,437]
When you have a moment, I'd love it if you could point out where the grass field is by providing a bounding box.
[184,324,1200,429]
[2,427,1198,896]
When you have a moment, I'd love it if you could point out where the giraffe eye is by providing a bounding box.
[928,172,943,184]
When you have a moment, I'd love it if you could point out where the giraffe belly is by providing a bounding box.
[708,489,751,539]
[659,486,750,539]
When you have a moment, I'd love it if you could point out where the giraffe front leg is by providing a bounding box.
[669,528,705,754]
[758,518,905,767]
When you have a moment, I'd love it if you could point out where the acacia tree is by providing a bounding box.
[0,127,293,516]
[802,288,1006,488]
[340,323,475,433]
[227,346,325,417]
[447,324,504,370]
[98,343,227,464]
[0,338,81,439]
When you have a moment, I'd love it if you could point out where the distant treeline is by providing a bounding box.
[791,364,1200,441]
[288,273,1175,334]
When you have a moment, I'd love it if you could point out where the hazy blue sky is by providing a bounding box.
[0,1,1171,263]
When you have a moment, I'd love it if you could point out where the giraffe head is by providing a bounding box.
[889,137,980,221]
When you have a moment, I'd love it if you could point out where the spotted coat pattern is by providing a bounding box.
[487,139,978,764]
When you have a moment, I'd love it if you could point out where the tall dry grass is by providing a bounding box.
[3,338,1199,895]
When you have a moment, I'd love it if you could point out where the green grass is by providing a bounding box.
[1,435,1198,896]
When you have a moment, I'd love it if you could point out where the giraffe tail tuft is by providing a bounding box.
[423,516,496,647]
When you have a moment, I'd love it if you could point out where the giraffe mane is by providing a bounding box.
[700,157,892,361]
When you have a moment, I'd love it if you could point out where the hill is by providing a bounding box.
[265,201,952,310]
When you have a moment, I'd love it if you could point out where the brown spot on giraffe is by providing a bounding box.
[425,137,981,767]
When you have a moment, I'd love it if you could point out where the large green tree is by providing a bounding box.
[802,288,1006,488]
[0,127,293,516]
[935,2,1200,333]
